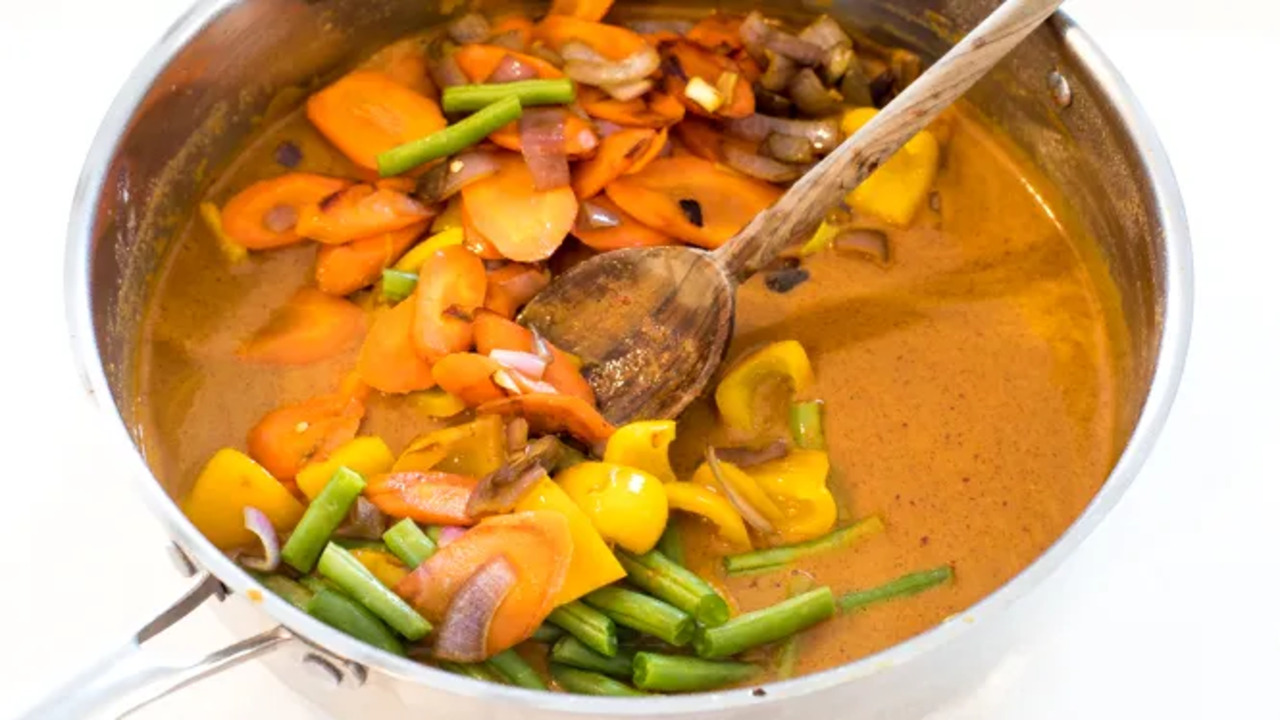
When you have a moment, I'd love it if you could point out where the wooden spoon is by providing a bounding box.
[521,0,1065,424]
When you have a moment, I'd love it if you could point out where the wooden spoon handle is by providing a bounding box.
[712,0,1065,280]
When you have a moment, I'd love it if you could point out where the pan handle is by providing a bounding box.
[17,572,293,719]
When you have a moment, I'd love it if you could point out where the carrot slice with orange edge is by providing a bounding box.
[687,14,745,50]
[431,353,508,406]
[459,202,507,260]
[573,196,674,251]
[365,37,438,98]
[358,297,436,394]
[296,183,433,245]
[395,511,572,654]
[488,111,599,158]
[461,154,578,262]
[221,174,350,250]
[365,471,479,525]
[624,126,668,175]
[490,14,536,47]
[663,41,755,119]
[672,117,723,162]
[412,245,487,362]
[578,87,685,129]
[454,45,565,83]
[315,221,428,296]
[478,394,614,445]
[239,288,366,365]
[247,387,367,481]
[546,0,614,22]
[306,70,447,171]
[571,128,656,199]
[483,263,551,318]
[473,311,594,403]
[536,16,648,61]
[606,155,781,248]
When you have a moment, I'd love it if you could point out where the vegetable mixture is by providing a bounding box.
[144,0,1122,696]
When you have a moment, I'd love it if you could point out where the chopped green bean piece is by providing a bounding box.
[694,587,835,659]
[551,636,634,677]
[656,523,684,567]
[383,518,437,568]
[485,649,547,689]
[381,269,419,303]
[531,623,565,643]
[299,575,334,595]
[282,467,366,573]
[254,574,314,611]
[788,400,826,450]
[547,600,618,657]
[317,543,431,640]
[632,652,758,692]
[442,78,576,113]
[551,664,648,696]
[723,516,885,576]
[306,588,404,656]
[585,587,694,647]
[838,566,954,613]
[617,549,729,626]
[438,661,505,683]
[377,96,522,176]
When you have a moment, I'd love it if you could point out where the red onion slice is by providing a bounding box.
[506,417,530,453]
[788,68,842,116]
[437,526,467,548]
[528,42,566,68]
[834,228,890,263]
[739,11,824,65]
[797,15,852,51]
[714,439,790,468]
[430,53,469,89]
[241,507,281,572]
[564,45,661,87]
[437,151,502,201]
[335,497,387,540]
[434,556,518,662]
[467,437,562,516]
[601,78,654,101]
[579,200,622,229]
[627,19,695,35]
[489,53,538,83]
[488,29,526,51]
[759,50,798,92]
[447,13,492,44]
[706,448,775,534]
[762,132,815,164]
[722,142,809,183]
[560,41,607,64]
[519,108,571,191]
[489,349,549,380]
[727,114,841,154]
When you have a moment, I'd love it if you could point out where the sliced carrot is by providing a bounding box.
[535,16,647,61]
[412,245,487,362]
[672,116,723,162]
[490,14,535,47]
[296,183,433,245]
[687,14,745,50]
[366,36,438,98]
[365,471,479,525]
[315,221,428,296]
[453,45,565,83]
[239,288,366,365]
[357,297,436,394]
[478,394,614,446]
[459,202,507,260]
[306,70,447,171]
[431,353,507,406]
[625,126,668,175]
[571,128,656,199]
[573,196,675,251]
[729,46,763,83]
[247,390,366,480]
[221,174,350,250]
[663,41,755,119]
[606,155,781,248]
[473,311,594,403]
[395,511,572,653]
[488,111,599,158]
[460,154,578,262]
[376,177,418,193]
[483,263,551,318]
[578,87,685,129]
[546,0,614,22]
[639,30,683,45]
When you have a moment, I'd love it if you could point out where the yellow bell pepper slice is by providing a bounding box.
[182,448,305,550]
[602,420,677,483]
[296,436,395,501]
[714,340,815,435]
[840,107,939,228]
[349,547,409,588]
[430,196,465,234]
[799,220,839,257]
[394,227,464,272]
[406,388,468,418]
[663,482,751,551]
[557,462,669,554]
[516,478,627,604]
[392,415,506,478]
[692,457,784,522]
[745,450,838,543]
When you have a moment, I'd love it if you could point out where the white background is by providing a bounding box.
[1,0,1277,717]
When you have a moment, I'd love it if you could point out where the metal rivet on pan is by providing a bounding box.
[1047,69,1072,108]
[302,653,345,687]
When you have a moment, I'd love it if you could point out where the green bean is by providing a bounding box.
[531,623,565,643]
[838,566,954,613]
[485,649,547,689]
[383,518,437,568]
[442,78,576,113]
[332,538,387,551]
[254,574,313,611]
[381,269,419,303]
[656,524,684,566]
[306,588,405,656]
[550,636,634,678]
[316,544,432,640]
[694,587,835,659]
[299,575,334,595]
[788,400,827,450]
[547,600,618,657]
[585,587,694,647]
[551,664,648,696]
[617,550,730,627]
[438,661,505,683]
[723,516,885,575]
[425,525,445,544]
[632,652,758,692]
[377,96,522,176]
[282,467,366,573]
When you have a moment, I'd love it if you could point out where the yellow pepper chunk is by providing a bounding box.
[746,450,838,543]
[840,107,939,227]
[406,388,468,418]
[430,196,465,234]
[663,482,751,551]
[394,227,464,272]
[296,436,395,501]
[714,341,815,435]
[392,415,506,478]
[602,420,677,483]
[692,458,784,522]
[182,448,305,550]
[516,478,627,604]
[557,462,669,554]
[349,547,409,588]
[199,201,248,264]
